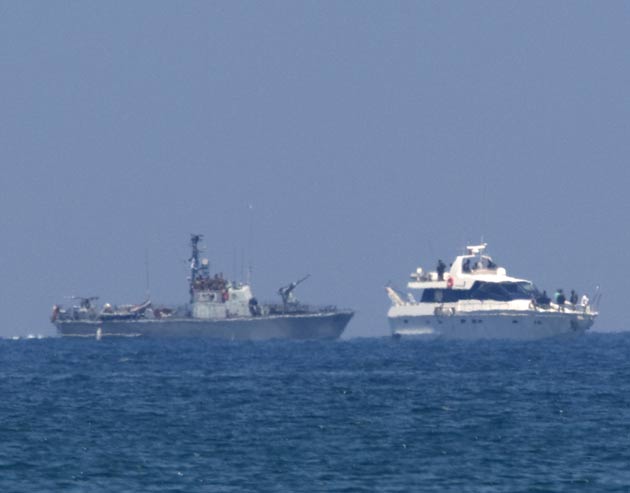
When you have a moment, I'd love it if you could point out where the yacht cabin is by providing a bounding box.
[406,244,541,304]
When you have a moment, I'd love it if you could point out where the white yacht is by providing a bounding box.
[386,243,598,340]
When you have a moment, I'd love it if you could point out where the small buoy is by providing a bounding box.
[96,327,102,341]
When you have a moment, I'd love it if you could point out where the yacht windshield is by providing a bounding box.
[420,281,539,303]
[501,282,539,299]
[470,281,537,301]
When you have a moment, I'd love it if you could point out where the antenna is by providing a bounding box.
[426,238,435,261]
[481,179,488,243]
[240,246,245,284]
[144,248,151,300]
[232,247,237,283]
[247,203,254,285]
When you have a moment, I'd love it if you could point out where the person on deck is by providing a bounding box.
[555,289,566,311]
[538,290,550,307]
[437,259,446,281]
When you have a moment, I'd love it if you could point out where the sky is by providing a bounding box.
[1,1,629,338]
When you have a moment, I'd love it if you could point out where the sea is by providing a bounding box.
[1,332,630,492]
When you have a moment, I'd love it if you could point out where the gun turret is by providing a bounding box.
[278,274,310,308]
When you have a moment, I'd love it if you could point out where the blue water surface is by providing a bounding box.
[1,333,630,492]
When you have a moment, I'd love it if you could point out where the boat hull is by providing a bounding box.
[388,309,595,340]
[55,311,353,340]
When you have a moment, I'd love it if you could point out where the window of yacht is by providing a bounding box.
[502,281,538,299]
[470,282,511,301]
[421,289,465,303]
[420,282,538,303]
[469,281,537,301]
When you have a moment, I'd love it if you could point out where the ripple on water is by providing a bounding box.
[1,333,630,491]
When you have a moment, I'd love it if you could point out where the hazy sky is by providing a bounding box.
[1,1,629,337]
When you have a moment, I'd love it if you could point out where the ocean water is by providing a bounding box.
[1,333,630,492]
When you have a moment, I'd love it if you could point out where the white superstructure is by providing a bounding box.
[386,243,598,340]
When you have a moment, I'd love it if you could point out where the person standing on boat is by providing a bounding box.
[570,290,578,307]
[555,289,566,311]
[538,290,550,307]
[437,259,446,281]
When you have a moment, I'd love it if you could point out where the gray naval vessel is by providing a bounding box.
[52,234,353,339]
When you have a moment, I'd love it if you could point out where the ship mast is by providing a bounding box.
[189,234,203,303]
